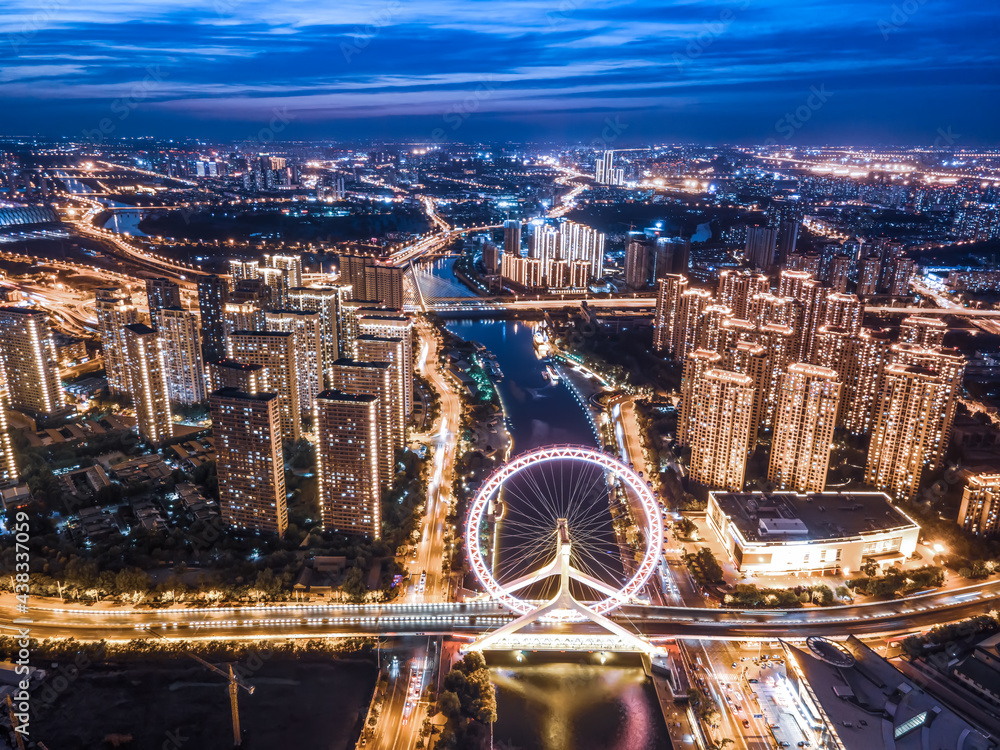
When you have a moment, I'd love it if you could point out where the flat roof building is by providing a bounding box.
[707,490,919,575]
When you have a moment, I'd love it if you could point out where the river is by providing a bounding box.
[443,311,672,749]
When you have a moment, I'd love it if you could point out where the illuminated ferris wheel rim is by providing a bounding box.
[465,444,664,617]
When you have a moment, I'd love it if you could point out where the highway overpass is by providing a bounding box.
[4,580,997,645]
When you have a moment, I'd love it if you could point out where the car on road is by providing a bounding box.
[742,719,750,729]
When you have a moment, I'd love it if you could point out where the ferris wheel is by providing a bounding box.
[465,445,664,622]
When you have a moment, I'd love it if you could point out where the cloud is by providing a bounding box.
[0,0,996,142]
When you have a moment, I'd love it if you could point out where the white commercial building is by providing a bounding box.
[707,491,920,575]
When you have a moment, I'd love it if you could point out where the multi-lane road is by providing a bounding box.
[5,579,998,643]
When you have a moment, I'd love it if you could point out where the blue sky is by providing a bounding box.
[1,0,997,144]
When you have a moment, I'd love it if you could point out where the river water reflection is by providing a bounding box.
[444,316,671,750]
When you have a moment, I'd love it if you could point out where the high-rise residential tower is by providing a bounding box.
[123,323,173,444]
[768,363,842,493]
[0,307,64,416]
[95,287,139,396]
[316,389,381,539]
[157,307,207,405]
[210,388,287,536]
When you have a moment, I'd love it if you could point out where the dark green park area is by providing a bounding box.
[138,200,430,244]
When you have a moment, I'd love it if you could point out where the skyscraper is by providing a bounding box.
[744,226,779,270]
[768,363,842,493]
[687,369,755,491]
[330,359,401,485]
[958,473,1000,538]
[503,219,522,257]
[755,323,795,431]
[210,388,287,536]
[157,307,207,405]
[316,389,381,539]
[717,270,769,320]
[338,254,404,309]
[677,348,722,447]
[841,328,893,435]
[822,293,863,336]
[653,274,687,354]
[197,274,229,363]
[288,285,350,369]
[0,307,64,416]
[0,362,19,484]
[776,220,799,266]
[208,359,262,394]
[865,363,955,500]
[899,316,947,348]
[95,287,138,396]
[229,331,301,442]
[264,253,303,288]
[356,334,406,449]
[722,341,768,438]
[675,287,713,362]
[123,323,173,444]
[264,309,323,419]
[624,236,654,289]
[145,277,181,320]
[780,270,828,362]
[358,313,414,415]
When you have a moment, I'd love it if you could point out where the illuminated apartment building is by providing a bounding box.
[687,369,755,491]
[857,256,881,297]
[702,304,733,353]
[123,323,173,444]
[330,359,401,485]
[768,363,842,493]
[316,389,381,539]
[653,274,687,354]
[722,341,768,439]
[754,322,795,431]
[779,271,828,362]
[229,259,259,283]
[899,316,947,348]
[501,253,543,289]
[676,287,713,362]
[957,473,1000,538]
[264,309,323,420]
[288,285,351,370]
[358,313,414,415]
[145,277,181,321]
[718,317,758,355]
[821,292,863,337]
[229,331,301,442]
[210,388,287,536]
[157,307,207,405]
[678,348,722,447]
[747,292,795,329]
[208,358,262,394]
[0,307,64,416]
[264,253,303,288]
[717,270,769,319]
[95,287,138,395]
[0,363,18,483]
[197,274,229,363]
[865,363,955,501]
[356,334,406,448]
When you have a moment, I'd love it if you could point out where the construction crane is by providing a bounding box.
[150,631,255,747]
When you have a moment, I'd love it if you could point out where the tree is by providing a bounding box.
[861,559,879,578]
[438,690,462,720]
[342,566,368,603]
[675,517,698,540]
